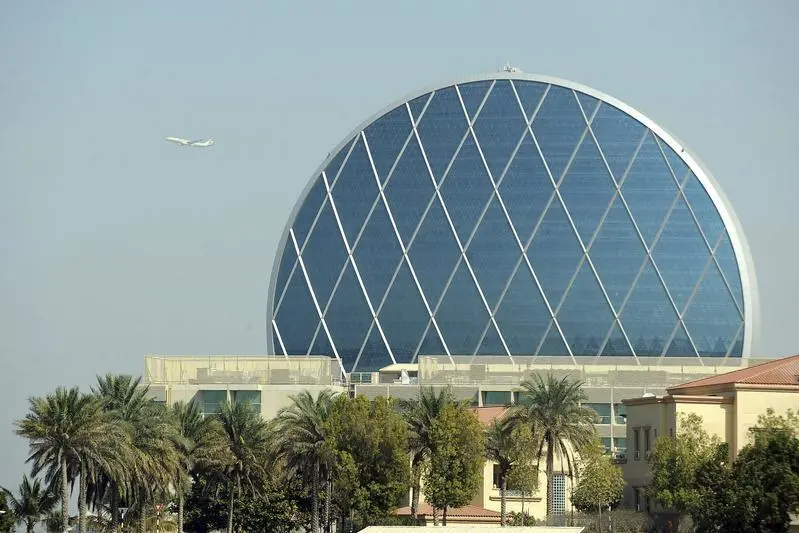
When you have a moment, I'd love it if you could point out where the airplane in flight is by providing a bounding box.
[165,136,215,147]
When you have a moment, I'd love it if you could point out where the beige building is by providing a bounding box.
[621,354,799,512]
[141,353,776,523]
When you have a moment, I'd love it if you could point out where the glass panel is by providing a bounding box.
[526,199,584,310]
[475,321,507,356]
[310,325,335,357]
[233,391,261,411]
[466,196,520,309]
[600,322,634,356]
[274,269,319,355]
[614,437,627,451]
[600,437,612,453]
[589,196,646,310]
[418,321,447,357]
[435,261,489,355]
[473,80,528,179]
[352,201,403,306]
[498,133,553,243]
[377,259,430,362]
[613,403,627,424]
[408,198,462,307]
[652,195,711,313]
[301,200,348,308]
[198,390,227,415]
[537,321,569,356]
[416,86,469,183]
[559,134,616,244]
[330,137,379,245]
[511,80,548,122]
[585,403,611,424]
[440,133,494,243]
[324,261,373,369]
[273,242,296,310]
[665,322,697,357]
[407,93,431,125]
[682,172,725,250]
[728,323,744,357]
[621,132,680,248]
[355,323,393,372]
[292,178,326,250]
[364,104,413,184]
[325,139,353,184]
[576,91,599,119]
[483,391,512,406]
[531,85,587,182]
[683,263,742,357]
[457,80,492,121]
[557,262,615,356]
[620,259,679,357]
[384,135,436,246]
[272,330,283,355]
[656,136,690,184]
[714,231,744,314]
[495,266,551,356]
[590,103,646,184]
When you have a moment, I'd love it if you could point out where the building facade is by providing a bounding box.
[267,71,758,374]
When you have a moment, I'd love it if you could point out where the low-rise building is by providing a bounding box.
[621,354,799,511]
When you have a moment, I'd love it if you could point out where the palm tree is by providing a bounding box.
[484,416,516,526]
[92,374,182,533]
[170,400,228,533]
[15,387,127,533]
[1,474,58,533]
[274,389,338,533]
[216,399,272,533]
[510,374,598,522]
[398,387,458,519]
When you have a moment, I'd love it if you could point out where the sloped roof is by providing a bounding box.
[394,503,501,518]
[668,354,799,392]
[468,406,510,427]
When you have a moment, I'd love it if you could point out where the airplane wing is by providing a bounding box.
[165,136,190,144]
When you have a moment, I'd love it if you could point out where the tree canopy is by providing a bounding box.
[571,438,625,513]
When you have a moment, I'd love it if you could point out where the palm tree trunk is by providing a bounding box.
[111,487,120,529]
[546,434,554,524]
[138,489,147,533]
[500,476,507,526]
[312,463,320,533]
[178,492,184,533]
[324,473,331,533]
[227,477,236,533]
[410,457,421,519]
[60,457,70,532]
[433,507,439,526]
[79,462,88,533]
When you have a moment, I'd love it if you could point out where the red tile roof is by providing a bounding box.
[468,406,510,427]
[395,503,501,518]
[668,355,799,392]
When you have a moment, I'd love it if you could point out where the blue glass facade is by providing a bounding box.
[268,76,752,372]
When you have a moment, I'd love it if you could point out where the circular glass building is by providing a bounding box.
[267,72,758,373]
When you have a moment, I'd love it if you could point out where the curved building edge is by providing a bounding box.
[266,71,759,362]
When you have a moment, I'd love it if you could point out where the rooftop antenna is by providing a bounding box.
[501,62,521,73]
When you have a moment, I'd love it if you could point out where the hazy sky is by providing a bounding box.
[2,0,798,491]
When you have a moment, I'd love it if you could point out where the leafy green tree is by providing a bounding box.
[327,395,410,528]
[505,424,539,526]
[399,387,458,519]
[423,402,486,526]
[750,407,799,439]
[485,416,515,526]
[647,412,721,513]
[1,474,58,533]
[571,439,625,530]
[15,386,128,533]
[274,389,338,533]
[510,374,598,521]
[215,399,273,533]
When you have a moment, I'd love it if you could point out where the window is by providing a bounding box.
[633,487,640,511]
[644,427,651,452]
[585,403,611,424]
[232,390,261,413]
[492,464,523,496]
[198,390,227,417]
[601,437,612,454]
[483,391,512,406]
[552,474,566,515]
[614,437,627,453]
[633,428,640,460]
[613,402,627,424]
